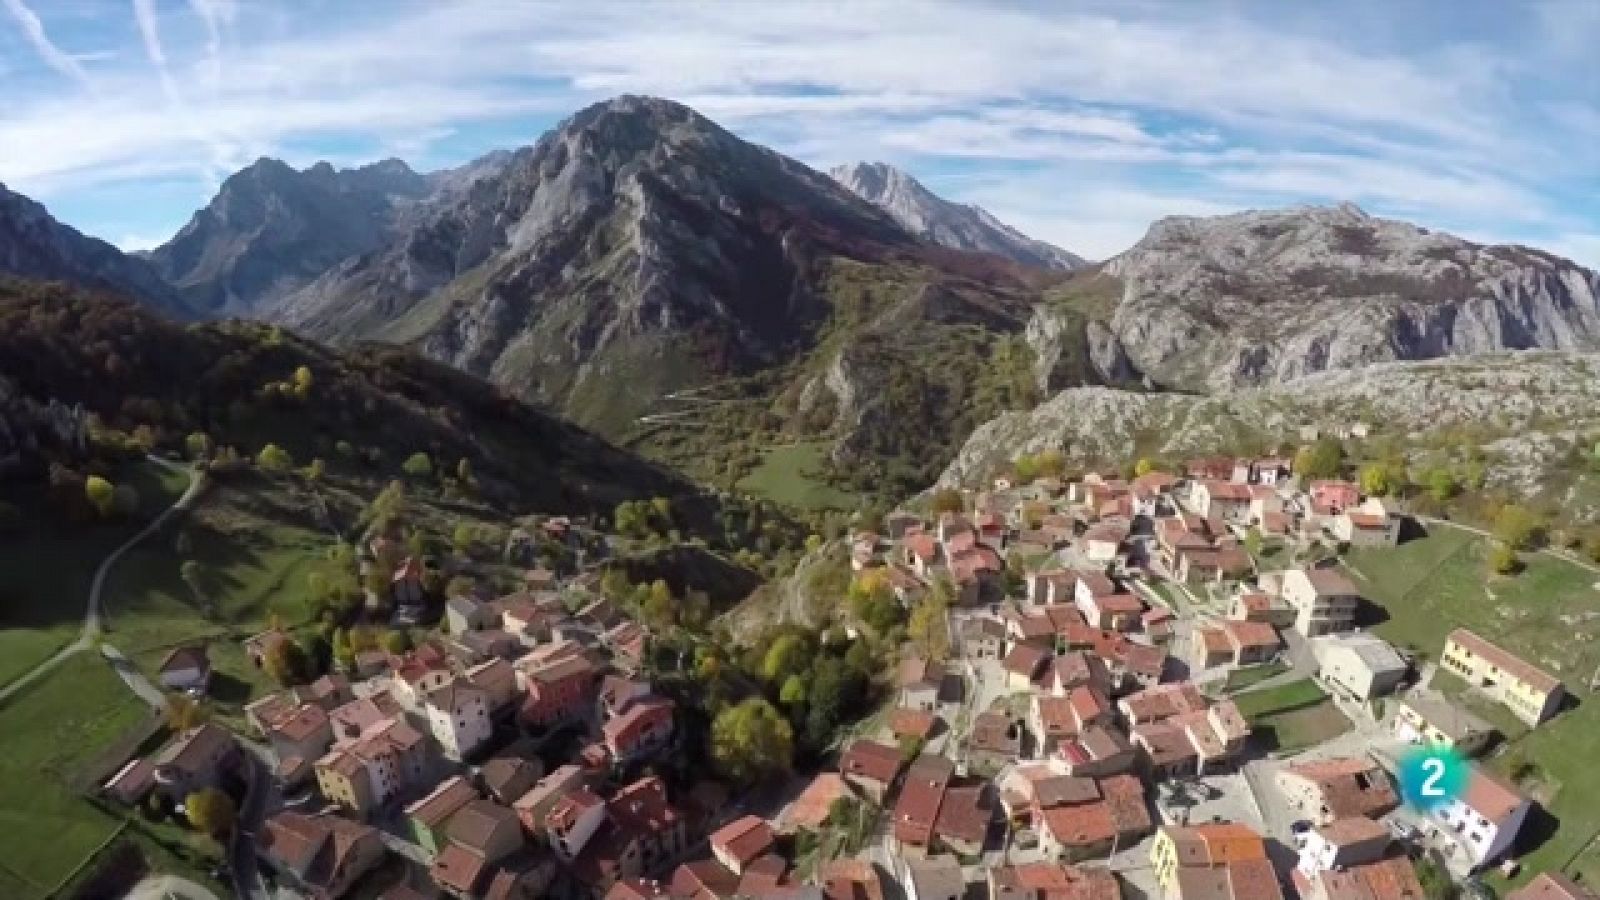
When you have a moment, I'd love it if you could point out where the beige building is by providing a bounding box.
[1439,629,1564,726]
[1281,568,1361,637]
[1394,690,1494,756]
[1312,632,1406,700]
[1330,497,1401,547]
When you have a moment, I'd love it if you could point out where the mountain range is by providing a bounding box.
[2,94,1599,501]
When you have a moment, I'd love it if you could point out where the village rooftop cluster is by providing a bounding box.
[91,455,1589,900]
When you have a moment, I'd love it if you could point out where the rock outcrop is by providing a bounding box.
[939,350,1600,504]
[1099,204,1600,388]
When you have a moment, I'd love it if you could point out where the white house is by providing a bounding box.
[424,678,491,760]
[545,788,607,861]
[1330,497,1401,548]
[1294,817,1391,879]
[1312,632,1407,700]
[1193,481,1252,523]
[900,854,965,900]
[1429,766,1530,872]
[1282,568,1361,637]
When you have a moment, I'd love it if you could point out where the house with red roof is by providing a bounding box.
[1309,480,1361,516]
[892,755,954,850]
[710,816,775,875]
[840,739,903,804]
[602,696,675,765]
[518,653,599,729]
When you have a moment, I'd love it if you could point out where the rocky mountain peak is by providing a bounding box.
[150,154,434,316]
[829,160,1087,271]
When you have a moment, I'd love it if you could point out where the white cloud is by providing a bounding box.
[1543,233,1600,270]
[2,0,92,87]
[116,231,168,253]
[950,181,1245,260]
[0,0,1590,260]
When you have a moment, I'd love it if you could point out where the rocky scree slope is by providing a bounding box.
[1085,203,1600,390]
[0,182,194,319]
[830,162,1087,271]
[940,351,1600,502]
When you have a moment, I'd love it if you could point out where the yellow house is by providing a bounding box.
[314,748,375,816]
[1439,629,1564,726]
[1150,822,1274,896]
[1393,689,1494,756]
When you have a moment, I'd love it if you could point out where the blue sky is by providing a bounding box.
[1,1,1597,265]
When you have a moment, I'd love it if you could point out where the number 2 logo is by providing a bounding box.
[1421,757,1445,797]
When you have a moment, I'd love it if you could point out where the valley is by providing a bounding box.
[1,90,1599,900]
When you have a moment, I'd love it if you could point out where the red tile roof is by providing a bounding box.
[932,785,991,845]
[892,755,953,844]
[889,707,938,739]
[840,740,902,785]
[785,772,854,831]
[711,815,776,866]
[1447,629,1562,694]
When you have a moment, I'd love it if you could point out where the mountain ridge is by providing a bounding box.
[1087,202,1600,390]
[0,182,194,319]
[829,161,1087,271]
[263,95,1066,496]
[148,156,437,316]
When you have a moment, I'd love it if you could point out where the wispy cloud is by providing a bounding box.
[2,0,92,87]
[0,0,1593,265]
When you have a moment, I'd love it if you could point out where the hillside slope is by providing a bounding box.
[940,351,1600,509]
[0,279,700,517]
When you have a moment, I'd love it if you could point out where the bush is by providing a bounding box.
[401,452,433,477]
[1489,542,1520,575]
[85,475,116,517]
[257,443,293,472]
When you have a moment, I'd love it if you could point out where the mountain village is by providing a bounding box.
[81,448,1594,900]
[0,53,1598,900]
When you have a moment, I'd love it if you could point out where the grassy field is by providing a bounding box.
[0,655,150,899]
[1222,661,1291,693]
[1254,700,1353,754]
[0,462,189,688]
[1233,678,1328,719]
[103,477,346,728]
[736,442,860,511]
[1344,524,1600,888]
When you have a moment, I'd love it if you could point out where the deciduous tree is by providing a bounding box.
[257,443,293,472]
[930,488,964,515]
[1493,504,1542,551]
[1293,438,1345,480]
[184,788,236,838]
[263,636,310,687]
[710,698,793,785]
[401,452,433,478]
[762,634,810,686]
[85,475,116,517]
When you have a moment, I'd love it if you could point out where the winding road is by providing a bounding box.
[0,456,202,707]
